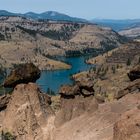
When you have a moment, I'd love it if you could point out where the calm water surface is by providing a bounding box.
[36,56,94,93]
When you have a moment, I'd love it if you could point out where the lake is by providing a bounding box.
[36,55,94,94]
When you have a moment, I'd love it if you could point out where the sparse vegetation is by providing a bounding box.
[16,25,37,37]
[2,131,16,140]
[111,66,116,74]
[0,33,5,40]
[47,88,55,95]
[126,58,131,66]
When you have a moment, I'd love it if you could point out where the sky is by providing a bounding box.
[0,0,139,20]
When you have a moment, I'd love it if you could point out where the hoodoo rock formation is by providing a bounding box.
[0,83,54,140]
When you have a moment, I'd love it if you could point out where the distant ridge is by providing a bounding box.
[0,10,88,23]
[92,19,140,31]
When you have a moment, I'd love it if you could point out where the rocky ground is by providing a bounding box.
[0,46,139,139]
[0,16,125,70]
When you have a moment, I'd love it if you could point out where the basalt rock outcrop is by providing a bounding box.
[55,81,97,127]
[112,65,140,139]
[113,106,140,140]
[4,63,41,88]
[115,65,140,100]
[53,91,140,140]
[128,64,140,81]
[0,83,54,140]
[115,79,140,99]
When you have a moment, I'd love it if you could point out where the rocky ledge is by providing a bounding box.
[3,63,41,88]
[55,79,97,127]
[115,64,140,99]
[128,64,140,81]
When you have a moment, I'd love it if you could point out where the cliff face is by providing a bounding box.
[0,83,55,140]
[0,71,140,140]
[52,64,140,140]
[0,63,140,139]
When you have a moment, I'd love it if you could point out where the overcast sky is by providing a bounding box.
[0,0,139,20]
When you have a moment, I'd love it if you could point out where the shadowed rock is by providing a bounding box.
[128,64,140,81]
[0,94,11,111]
[115,79,140,99]
[59,79,95,98]
[59,85,80,98]
[55,83,96,127]
[4,63,41,88]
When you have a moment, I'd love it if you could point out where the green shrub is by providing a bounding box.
[2,131,16,140]
[126,58,131,66]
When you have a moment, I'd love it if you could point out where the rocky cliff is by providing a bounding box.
[0,64,140,140]
[0,83,55,140]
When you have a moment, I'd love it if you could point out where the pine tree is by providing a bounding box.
[126,58,131,66]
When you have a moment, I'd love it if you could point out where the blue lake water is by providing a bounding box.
[36,56,94,93]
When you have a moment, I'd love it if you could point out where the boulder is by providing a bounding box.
[95,95,105,104]
[81,89,94,96]
[113,106,140,140]
[4,63,41,88]
[76,78,94,90]
[115,79,140,99]
[1,83,54,140]
[59,79,94,98]
[128,65,140,81]
[55,82,97,127]
[59,85,80,98]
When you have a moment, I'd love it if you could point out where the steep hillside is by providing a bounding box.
[75,42,140,101]
[0,63,139,140]
[0,16,126,69]
[119,26,140,38]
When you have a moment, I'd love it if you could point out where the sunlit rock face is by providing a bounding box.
[113,106,140,140]
[0,83,54,140]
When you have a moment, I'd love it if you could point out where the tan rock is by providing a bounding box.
[113,106,140,140]
[116,79,140,99]
[1,83,55,140]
